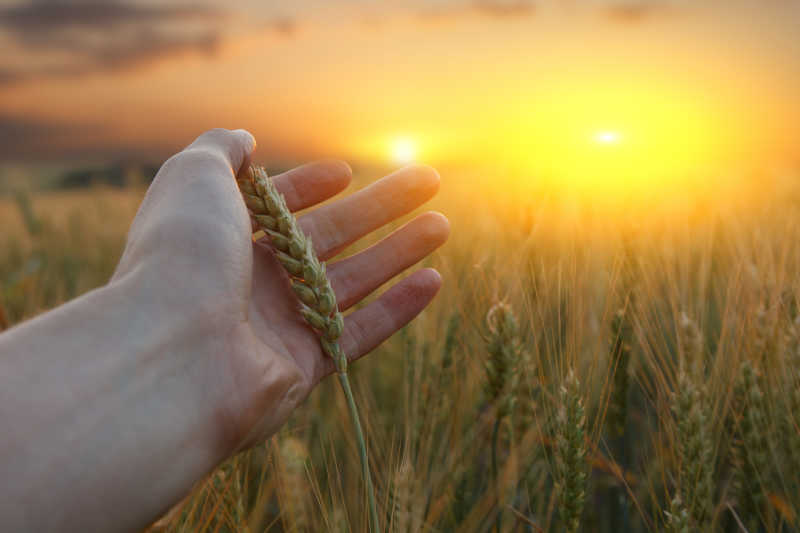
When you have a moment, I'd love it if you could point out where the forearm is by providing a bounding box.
[0,269,230,532]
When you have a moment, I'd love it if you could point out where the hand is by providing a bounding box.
[112,128,449,452]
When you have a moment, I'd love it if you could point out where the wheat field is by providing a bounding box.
[2,167,800,533]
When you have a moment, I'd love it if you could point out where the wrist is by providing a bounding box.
[106,266,239,459]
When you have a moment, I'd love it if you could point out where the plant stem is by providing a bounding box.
[491,416,503,533]
[338,371,381,533]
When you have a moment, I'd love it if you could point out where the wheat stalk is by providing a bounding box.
[483,302,521,420]
[238,165,380,532]
[670,313,714,529]
[607,305,632,438]
[670,367,714,528]
[277,436,311,533]
[664,494,690,533]
[482,301,522,532]
[552,369,588,533]
[732,360,770,531]
[780,315,800,513]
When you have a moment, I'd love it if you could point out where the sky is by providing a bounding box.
[0,0,799,190]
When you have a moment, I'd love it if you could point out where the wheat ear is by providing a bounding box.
[670,313,714,529]
[781,315,800,512]
[732,360,770,531]
[483,302,522,532]
[484,302,522,421]
[238,165,380,532]
[552,369,588,533]
[671,365,714,529]
[664,494,690,533]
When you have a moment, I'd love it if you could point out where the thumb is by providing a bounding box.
[112,128,257,281]
[183,128,256,177]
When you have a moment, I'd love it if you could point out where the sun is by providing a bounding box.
[390,137,418,164]
[593,130,622,145]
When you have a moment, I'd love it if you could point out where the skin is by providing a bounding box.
[0,129,449,532]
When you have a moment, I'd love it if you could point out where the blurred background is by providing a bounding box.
[1,0,799,197]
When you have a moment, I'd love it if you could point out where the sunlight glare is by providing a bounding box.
[594,130,622,145]
[391,137,418,164]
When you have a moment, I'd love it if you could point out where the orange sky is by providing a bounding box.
[1,0,799,185]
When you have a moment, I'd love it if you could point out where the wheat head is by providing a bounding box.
[238,165,379,532]
[238,166,346,370]
[552,369,588,533]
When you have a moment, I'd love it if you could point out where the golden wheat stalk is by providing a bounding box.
[238,165,380,532]
[670,313,714,529]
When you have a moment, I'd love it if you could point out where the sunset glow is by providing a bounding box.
[390,137,418,165]
[1,1,799,206]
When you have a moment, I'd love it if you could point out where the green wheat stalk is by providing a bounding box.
[484,302,522,421]
[239,165,380,532]
[732,360,770,531]
[483,301,522,532]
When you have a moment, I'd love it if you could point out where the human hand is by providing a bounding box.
[112,128,449,454]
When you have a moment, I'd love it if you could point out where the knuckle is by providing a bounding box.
[345,316,369,359]
[199,127,234,143]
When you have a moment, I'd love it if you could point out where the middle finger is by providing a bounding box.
[292,165,440,260]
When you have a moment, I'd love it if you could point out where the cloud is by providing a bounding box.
[0,0,228,86]
[472,1,536,18]
[602,2,676,23]
[418,0,535,22]
[0,1,223,34]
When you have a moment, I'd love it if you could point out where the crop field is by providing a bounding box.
[2,167,800,532]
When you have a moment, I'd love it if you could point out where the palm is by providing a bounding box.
[248,244,326,389]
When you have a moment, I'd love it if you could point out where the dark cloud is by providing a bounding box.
[0,0,225,86]
[419,0,535,22]
[0,1,223,33]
